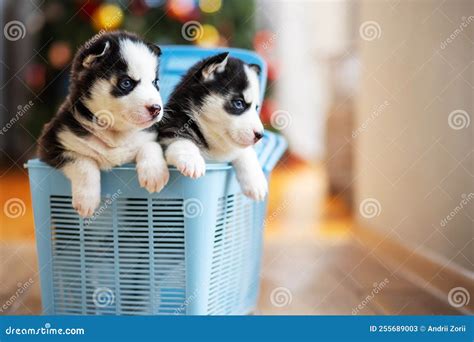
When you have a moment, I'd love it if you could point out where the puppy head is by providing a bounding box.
[72,31,163,131]
[197,53,264,147]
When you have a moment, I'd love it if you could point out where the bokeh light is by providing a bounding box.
[199,0,222,14]
[196,24,220,47]
[167,0,196,21]
[48,41,72,69]
[92,4,124,31]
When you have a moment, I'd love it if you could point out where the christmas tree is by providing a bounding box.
[26,0,259,139]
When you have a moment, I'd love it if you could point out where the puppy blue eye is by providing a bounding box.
[153,79,159,90]
[119,77,133,90]
[256,105,260,111]
[232,99,245,110]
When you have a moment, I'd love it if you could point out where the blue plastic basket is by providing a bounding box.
[26,46,287,315]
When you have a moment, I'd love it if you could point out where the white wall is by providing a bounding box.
[355,0,473,273]
[257,0,352,161]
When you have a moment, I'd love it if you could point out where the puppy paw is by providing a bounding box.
[137,161,170,193]
[72,190,100,217]
[175,154,206,179]
[241,173,268,201]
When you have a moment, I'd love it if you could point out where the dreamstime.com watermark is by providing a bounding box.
[0,278,34,313]
[3,20,26,41]
[4,323,85,336]
[0,101,34,136]
[84,189,122,226]
[270,110,292,130]
[254,3,304,51]
[352,278,390,315]
[92,287,115,308]
[352,100,390,138]
[440,16,474,50]
[3,197,26,218]
[270,287,293,308]
[359,198,382,219]
[183,198,204,218]
[448,287,470,308]
[359,21,382,41]
[174,289,198,315]
[174,112,203,138]
[181,21,204,42]
[84,11,122,49]
[439,193,473,228]
[263,198,291,228]
[448,109,470,130]
[93,109,115,130]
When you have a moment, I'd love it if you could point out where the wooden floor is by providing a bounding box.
[0,161,462,315]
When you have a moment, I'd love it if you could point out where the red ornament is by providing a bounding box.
[266,59,279,81]
[167,0,199,22]
[78,0,101,21]
[24,63,47,90]
[253,30,276,57]
[260,99,277,125]
[131,0,150,16]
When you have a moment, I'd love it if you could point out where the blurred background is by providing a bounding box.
[0,0,472,315]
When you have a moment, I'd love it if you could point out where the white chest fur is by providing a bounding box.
[202,142,244,162]
[58,128,157,169]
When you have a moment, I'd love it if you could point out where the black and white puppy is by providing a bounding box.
[38,31,169,217]
[159,52,267,200]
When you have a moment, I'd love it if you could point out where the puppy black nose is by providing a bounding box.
[254,131,264,142]
[147,104,162,118]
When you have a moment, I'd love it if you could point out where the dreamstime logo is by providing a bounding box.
[0,101,35,136]
[174,289,198,315]
[263,198,291,228]
[261,32,278,51]
[359,21,382,41]
[3,198,26,218]
[440,193,473,228]
[0,278,34,313]
[352,278,390,315]
[85,30,106,49]
[93,110,115,130]
[448,287,470,308]
[174,112,203,138]
[92,287,114,308]
[85,189,122,226]
[359,198,381,219]
[4,20,26,41]
[183,198,203,218]
[440,16,474,49]
[84,12,122,49]
[181,21,204,42]
[270,110,292,130]
[270,287,293,307]
[352,100,390,138]
[448,110,470,130]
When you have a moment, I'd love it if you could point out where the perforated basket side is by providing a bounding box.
[206,193,255,315]
[50,195,84,314]
[46,194,188,315]
[151,198,187,314]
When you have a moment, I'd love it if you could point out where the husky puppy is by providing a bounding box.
[159,52,267,200]
[38,31,169,217]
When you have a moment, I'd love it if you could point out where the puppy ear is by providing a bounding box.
[248,63,261,76]
[201,52,229,80]
[82,40,111,69]
[147,43,162,57]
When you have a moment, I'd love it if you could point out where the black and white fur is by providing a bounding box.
[159,52,267,200]
[38,31,169,217]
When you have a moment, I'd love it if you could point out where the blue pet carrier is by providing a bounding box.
[26,46,287,315]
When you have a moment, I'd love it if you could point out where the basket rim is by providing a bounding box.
[25,131,286,172]
[24,158,233,171]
